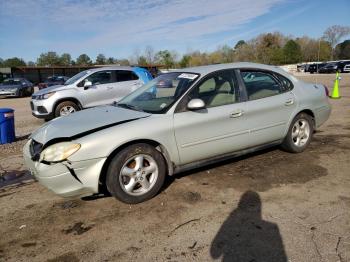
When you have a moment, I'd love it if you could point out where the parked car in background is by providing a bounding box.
[38,76,69,90]
[343,63,350,73]
[0,78,34,97]
[30,67,153,120]
[308,63,327,74]
[339,61,350,73]
[24,62,331,204]
[318,62,342,73]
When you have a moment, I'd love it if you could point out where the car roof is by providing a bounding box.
[86,66,136,73]
[172,62,291,78]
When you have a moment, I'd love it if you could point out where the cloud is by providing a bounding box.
[0,0,286,57]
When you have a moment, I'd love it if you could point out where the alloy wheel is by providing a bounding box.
[119,154,159,196]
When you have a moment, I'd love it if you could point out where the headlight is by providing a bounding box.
[40,142,81,162]
[37,92,56,100]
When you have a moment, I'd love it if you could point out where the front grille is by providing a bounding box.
[30,101,34,110]
[29,139,43,161]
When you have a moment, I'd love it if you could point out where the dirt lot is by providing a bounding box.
[0,74,349,262]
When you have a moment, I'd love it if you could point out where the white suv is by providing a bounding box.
[30,66,153,120]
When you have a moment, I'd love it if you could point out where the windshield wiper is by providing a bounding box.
[117,103,144,112]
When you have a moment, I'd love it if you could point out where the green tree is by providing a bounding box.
[76,54,92,65]
[283,40,302,64]
[179,55,191,68]
[137,56,148,65]
[60,53,71,66]
[155,50,176,68]
[37,51,60,66]
[0,58,3,67]
[2,57,26,67]
[335,39,350,59]
[107,57,115,64]
[27,61,36,66]
[95,53,107,64]
[323,25,350,58]
[234,40,246,49]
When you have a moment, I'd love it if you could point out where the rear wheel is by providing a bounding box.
[18,89,24,97]
[54,101,79,117]
[106,143,166,204]
[281,113,314,153]
[28,87,34,96]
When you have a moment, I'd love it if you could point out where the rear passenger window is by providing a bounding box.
[274,73,294,92]
[116,71,139,82]
[240,71,281,101]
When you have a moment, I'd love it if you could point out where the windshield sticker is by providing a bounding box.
[160,103,167,108]
[178,73,198,80]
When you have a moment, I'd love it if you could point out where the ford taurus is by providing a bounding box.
[23,63,331,203]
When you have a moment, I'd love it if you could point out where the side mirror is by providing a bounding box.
[187,98,205,110]
[84,81,92,90]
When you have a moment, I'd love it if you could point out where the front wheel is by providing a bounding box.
[281,113,314,153]
[106,143,166,204]
[54,101,79,118]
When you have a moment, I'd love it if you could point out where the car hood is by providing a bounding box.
[0,84,21,89]
[31,106,151,145]
[33,84,68,95]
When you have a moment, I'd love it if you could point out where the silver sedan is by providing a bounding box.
[23,63,331,203]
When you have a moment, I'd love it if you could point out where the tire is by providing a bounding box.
[54,101,79,118]
[106,143,166,204]
[18,89,24,97]
[29,87,34,96]
[281,113,314,153]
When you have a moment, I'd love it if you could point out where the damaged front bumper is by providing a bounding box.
[23,139,107,197]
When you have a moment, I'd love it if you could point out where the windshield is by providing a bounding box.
[2,79,20,85]
[118,72,199,114]
[64,70,90,85]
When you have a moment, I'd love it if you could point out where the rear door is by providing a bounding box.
[112,70,143,102]
[239,69,297,146]
[173,69,250,165]
[79,70,116,107]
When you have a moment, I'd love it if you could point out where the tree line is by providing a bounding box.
[0,25,349,69]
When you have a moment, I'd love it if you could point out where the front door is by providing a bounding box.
[173,69,250,165]
[80,70,116,107]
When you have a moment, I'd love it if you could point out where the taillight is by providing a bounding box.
[323,85,329,97]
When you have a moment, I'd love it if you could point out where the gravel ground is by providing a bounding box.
[0,73,349,262]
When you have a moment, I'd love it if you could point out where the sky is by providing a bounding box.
[0,0,349,62]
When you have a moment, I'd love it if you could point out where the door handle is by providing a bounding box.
[107,86,113,89]
[230,110,244,118]
[285,98,294,106]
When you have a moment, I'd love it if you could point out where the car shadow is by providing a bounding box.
[161,145,279,192]
[210,191,287,262]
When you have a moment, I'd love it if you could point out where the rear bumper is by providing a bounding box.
[0,90,19,96]
[23,140,107,197]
